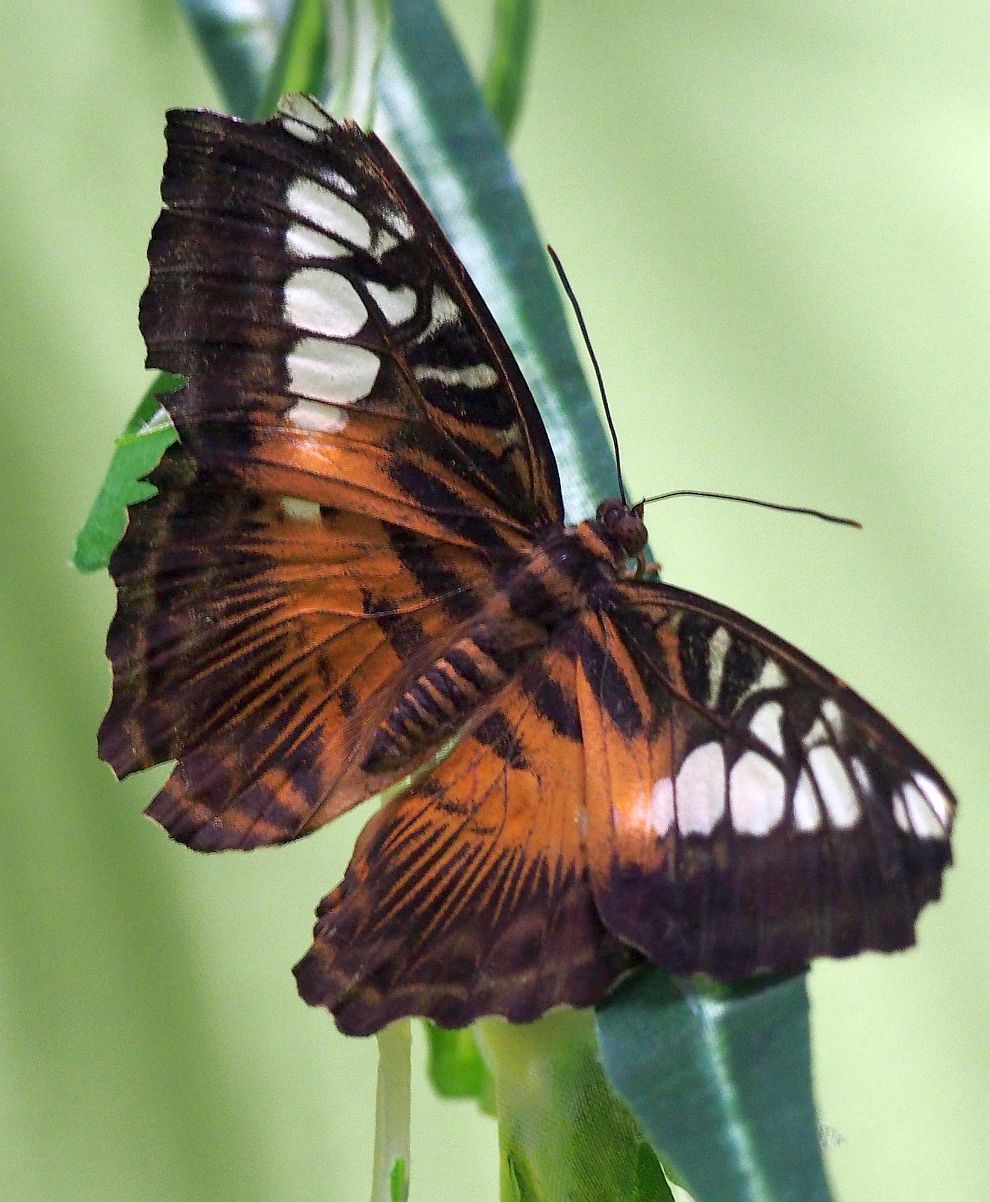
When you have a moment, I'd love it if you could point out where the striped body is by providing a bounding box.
[365,521,620,770]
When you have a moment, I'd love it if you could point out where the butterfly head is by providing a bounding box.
[595,498,649,557]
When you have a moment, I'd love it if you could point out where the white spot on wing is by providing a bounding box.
[893,793,911,832]
[323,171,357,199]
[367,281,417,326]
[730,752,787,835]
[821,698,844,735]
[649,777,675,837]
[278,95,333,135]
[850,757,871,795]
[383,208,415,240]
[287,338,379,403]
[756,657,787,691]
[912,772,952,830]
[900,779,950,839]
[750,701,785,755]
[287,177,371,249]
[417,286,460,342]
[804,717,829,748]
[414,363,499,388]
[676,744,726,835]
[286,222,347,260]
[280,495,322,521]
[373,230,400,256]
[792,772,821,831]
[284,268,367,337]
[808,745,860,829]
[707,626,731,706]
[280,116,318,143]
[286,398,348,434]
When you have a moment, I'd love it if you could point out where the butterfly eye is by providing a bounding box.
[596,498,625,525]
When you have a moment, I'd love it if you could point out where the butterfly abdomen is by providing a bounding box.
[363,619,542,770]
[365,525,619,772]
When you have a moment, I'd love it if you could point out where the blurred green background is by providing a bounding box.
[2,2,987,1200]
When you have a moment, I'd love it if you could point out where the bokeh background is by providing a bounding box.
[2,2,987,1199]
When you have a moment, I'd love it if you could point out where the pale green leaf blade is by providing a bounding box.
[257,0,328,118]
[377,0,617,524]
[181,0,289,117]
[327,0,392,126]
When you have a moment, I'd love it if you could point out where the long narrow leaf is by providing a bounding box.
[377,0,617,522]
[371,1020,411,1202]
[257,0,327,118]
[597,970,834,1202]
[182,0,290,117]
[327,1,392,126]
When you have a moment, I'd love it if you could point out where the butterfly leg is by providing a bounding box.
[630,554,662,580]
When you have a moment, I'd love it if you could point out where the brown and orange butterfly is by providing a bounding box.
[100,95,955,1036]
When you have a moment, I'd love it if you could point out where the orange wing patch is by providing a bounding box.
[101,446,492,850]
[293,643,635,1034]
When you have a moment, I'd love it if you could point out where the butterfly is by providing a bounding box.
[100,94,955,1036]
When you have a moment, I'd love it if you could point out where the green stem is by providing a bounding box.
[371,1020,411,1202]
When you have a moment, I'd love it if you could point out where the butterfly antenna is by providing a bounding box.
[547,245,627,505]
[639,489,862,529]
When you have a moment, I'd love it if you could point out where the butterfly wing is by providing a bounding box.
[293,633,635,1034]
[102,97,565,847]
[141,96,563,546]
[578,580,955,977]
[100,445,493,849]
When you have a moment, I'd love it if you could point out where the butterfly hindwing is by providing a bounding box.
[294,638,635,1034]
[100,445,494,849]
[579,582,955,977]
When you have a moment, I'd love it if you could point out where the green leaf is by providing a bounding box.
[377,0,618,524]
[483,0,536,140]
[327,0,392,126]
[389,1157,408,1202]
[424,1023,496,1115]
[72,375,180,573]
[476,1010,676,1202]
[597,969,834,1202]
[79,0,369,576]
[371,1021,411,1202]
[181,0,287,118]
[257,0,328,119]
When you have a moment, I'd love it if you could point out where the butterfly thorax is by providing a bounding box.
[363,518,629,773]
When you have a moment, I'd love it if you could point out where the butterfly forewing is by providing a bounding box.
[578,582,955,976]
[141,97,562,554]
